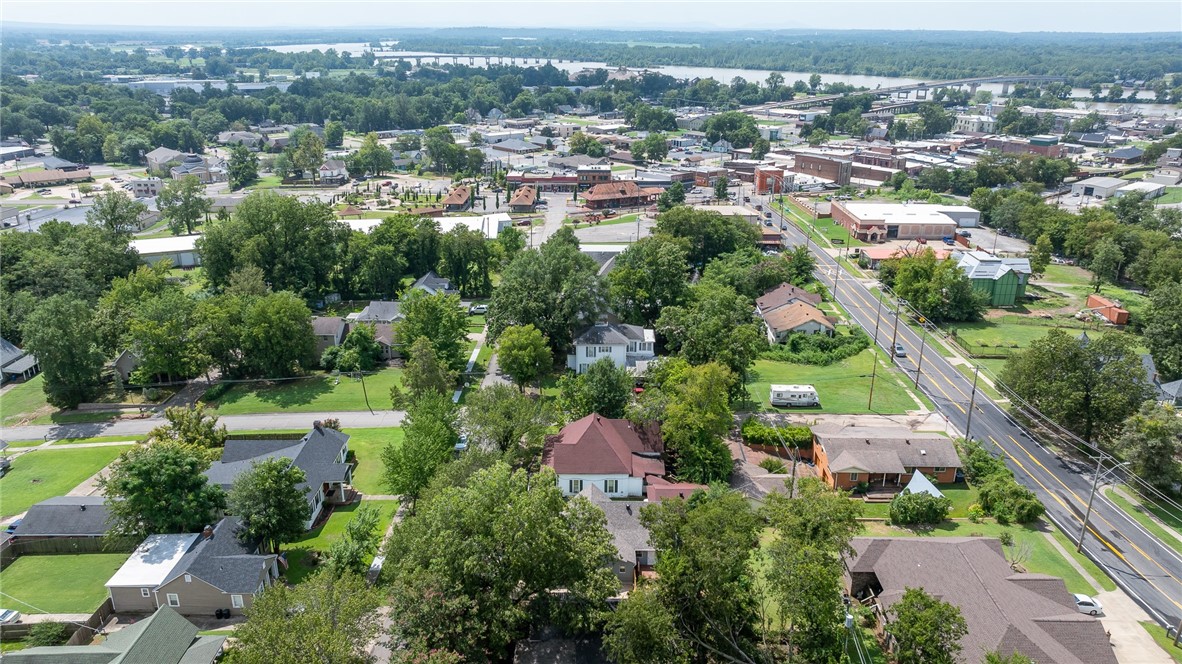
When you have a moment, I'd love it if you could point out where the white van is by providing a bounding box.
[769,384,820,407]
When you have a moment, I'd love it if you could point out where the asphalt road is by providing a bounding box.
[758,189,1182,629]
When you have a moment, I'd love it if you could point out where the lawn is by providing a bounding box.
[203,368,404,414]
[1037,264,1150,314]
[743,349,928,414]
[283,500,397,584]
[859,482,979,519]
[1157,187,1182,205]
[341,427,403,495]
[0,376,122,426]
[0,553,131,613]
[949,315,1090,353]
[1104,487,1182,557]
[0,446,132,518]
[858,518,1113,595]
[1143,622,1182,663]
[773,199,867,248]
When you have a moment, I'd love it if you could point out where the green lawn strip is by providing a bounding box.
[342,427,403,495]
[743,349,923,414]
[1,375,51,425]
[1104,488,1182,558]
[1157,188,1182,205]
[0,446,132,518]
[474,344,494,374]
[0,553,131,613]
[283,500,397,584]
[52,435,144,446]
[954,363,1006,403]
[1143,622,1182,663]
[30,411,121,426]
[1048,528,1117,592]
[859,518,1102,595]
[1,641,28,652]
[203,368,403,414]
[197,629,236,636]
[857,483,979,519]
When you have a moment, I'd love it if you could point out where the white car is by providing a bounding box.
[468,304,488,315]
[0,609,20,624]
[1073,593,1103,616]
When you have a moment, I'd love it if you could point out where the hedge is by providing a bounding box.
[740,418,812,448]
[762,327,870,366]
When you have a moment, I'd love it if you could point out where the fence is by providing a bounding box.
[0,598,114,644]
[947,334,1024,359]
[1,537,139,572]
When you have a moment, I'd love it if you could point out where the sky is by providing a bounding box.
[2,0,1179,33]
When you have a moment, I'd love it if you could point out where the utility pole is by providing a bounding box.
[914,321,930,389]
[889,297,904,351]
[867,288,886,410]
[1077,454,1105,552]
[965,364,980,441]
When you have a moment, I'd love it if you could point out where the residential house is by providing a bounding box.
[318,159,348,184]
[0,337,38,384]
[373,323,398,360]
[543,414,665,498]
[755,283,823,315]
[847,537,1116,664]
[409,271,459,296]
[509,185,539,212]
[566,323,655,375]
[169,153,227,184]
[581,181,661,210]
[146,147,185,175]
[1158,380,1182,407]
[311,316,347,356]
[10,495,110,541]
[204,424,353,530]
[578,485,654,592]
[348,301,404,324]
[761,301,836,343]
[442,185,473,211]
[112,349,142,383]
[5,606,226,664]
[812,423,961,490]
[107,517,279,616]
[957,251,1031,307]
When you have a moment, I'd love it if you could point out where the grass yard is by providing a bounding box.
[743,349,929,414]
[1143,622,1182,663]
[1104,487,1182,557]
[203,368,403,414]
[859,518,1113,595]
[0,376,122,426]
[1157,187,1182,205]
[0,446,132,518]
[249,174,284,190]
[283,500,397,584]
[773,199,868,248]
[341,427,403,495]
[858,482,979,519]
[1037,264,1150,314]
[0,553,131,613]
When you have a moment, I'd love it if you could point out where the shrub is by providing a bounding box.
[740,418,812,449]
[957,439,1008,484]
[979,475,1045,524]
[762,328,871,366]
[968,503,985,523]
[202,382,230,402]
[758,457,788,474]
[27,622,71,647]
[889,489,953,525]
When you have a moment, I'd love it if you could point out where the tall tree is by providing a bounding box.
[1115,401,1182,494]
[890,248,988,323]
[22,295,105,408]
[324,504,383,577]
[654,206,758,270]
[146,404,227,459]
[383,463,618,661]
[228,143,259,190]
[100,441,226,538]
[241,291,316,378]
[381,390,458,511]
[608,236,691,327]
[86,190,146,235]
[356,131,394,174]
[292,131,325,182]
[323,322,383,373]
[157,174,211,236]
[1090,237,1125,291]
[1143,281,1182,382]
[323,120,345,148]
[230,570,383,664]
[400,337,459,403]
[1031,233,1053,277]
[889,587,968,664]
[461,385,552,453]
[439,226,492,297]
[228,457,311,554]
[397,289,469,370]
[652,361,736,483]
[655,282,766,388]
[557,357,634,421]
[764,477,864,555]
[495,324,551,391]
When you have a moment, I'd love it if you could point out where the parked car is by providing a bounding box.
[110,176,123,182]
[68,198,81,204]
[957,230,972,238]
[1073,594,1103,616]
[468,304,488,315]
[0,610,21,625]
[4,519,20,535]
[893,343,907,358]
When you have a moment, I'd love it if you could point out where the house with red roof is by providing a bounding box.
[543,414,668,498]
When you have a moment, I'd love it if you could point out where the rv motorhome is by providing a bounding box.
[769,384,820,407]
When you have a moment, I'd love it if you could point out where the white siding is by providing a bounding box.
[556,473,644,498]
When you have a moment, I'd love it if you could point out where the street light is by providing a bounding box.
[1077,457,1130,552]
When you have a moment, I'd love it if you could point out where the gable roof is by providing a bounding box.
[958,251,1031,280]
[320,159,346,170]
[159,517,274,594]
[1108,146,1144,160]
[573,323,652,346]
[813,424,961,473]
[756,283,823,312]
[5,606,224,664]
[442,185,472,206]
[0,337,26,367]
[509,185,538,207]
[410,271,455,295]
[205,426,351,513]
[848,537,1116,664]
[543,414,664,477]
[17,496,110,536]
[352,301,403,323]
[146,147,184,162]
[578,485,651,563]
[761,301,835,334]
[311,316,345,336]
[582,180,662,202]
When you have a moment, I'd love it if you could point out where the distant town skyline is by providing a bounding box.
[2,0,1178,34]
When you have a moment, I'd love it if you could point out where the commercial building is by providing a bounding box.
[130,235,202,267]
[1070,176,1126,199]
[577,164,612,189]
[581,181,661,210]
[953,114,997,133]
[831,202,971,242]
[791,153,852,186]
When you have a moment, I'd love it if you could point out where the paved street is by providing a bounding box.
[758,190,1182,630]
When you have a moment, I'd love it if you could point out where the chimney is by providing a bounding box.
[313,420,324,434]
[202,524,214,540]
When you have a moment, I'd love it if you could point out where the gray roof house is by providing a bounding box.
[204,424,353,530]
[567,323,656,376]
[13,496,110,538]
[577,485,654,592]
[4,605,225,663]
[348,301,404,324]
[146,146,185,174]
[311,316,347,356]
[0,336,39,384]
[409,271,458,296]
[1159,379,1182,407]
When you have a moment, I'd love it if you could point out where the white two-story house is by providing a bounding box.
[566,323,656,375]
[542,414,665,499]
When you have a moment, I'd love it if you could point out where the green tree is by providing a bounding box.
[809,73,822,91]
[461,384,552,454]
[1090,237,1125,291]
[495,324,551,390]
[230,570,382,664]
[26,622,70,648]
[1001,329,1151,443]
[241,292,316,378]
[158,175,211,235]
[889,489,953,525]
[228,457,311,554]
[23,295,105,408]
[603,585,690,664]
[228,143,259,190]
[323,322,383,372]
[147,404,227,459]
[292,131,326,182]
[382,390,459,510]
[750,137,771,160]
[713,174,730,200]
[639,132,669,162]
[763,477,864,555]
[439,226,492,297]
[100,441,226,538]
[356,131,395,175]
[557,357,634,421]
[324,504,383,577]
[985,651,1036,664]
[657,361,736,483]
[324,120,345,148]
[889,587,968,664]
[397,289,469,370]
[126,288,199,382]
[657,180,686,212]
[1031,233,1053,277]
[766,544,845,660]
[86,190,147,235]
[608,236,691,327]
[891,249,989,323]
[383,463,618,660]
[400,336,458,401]
[568,130,606,157]
[654,205,758,270]
[655,282,766,388]
[807,128,831,146]
[1116,401,1182,494]
[1144,281,1182,381]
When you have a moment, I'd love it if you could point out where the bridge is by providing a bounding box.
[747,75,1070,113]
[374,53,564,67]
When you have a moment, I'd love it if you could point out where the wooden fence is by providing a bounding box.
[0,537,138,572]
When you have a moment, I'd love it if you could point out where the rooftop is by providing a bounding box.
[812,423,960,474]
[543,414,664,478]
[573,323,653,346]
[15,496,110,537]
[106,533,201,588]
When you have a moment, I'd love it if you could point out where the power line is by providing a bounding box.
[0,591,105,635]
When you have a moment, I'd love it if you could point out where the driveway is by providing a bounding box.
[1097,588,1175,663]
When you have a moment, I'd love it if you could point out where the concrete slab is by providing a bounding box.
[1097,589,1174,664]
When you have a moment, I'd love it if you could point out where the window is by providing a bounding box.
[184,574,192,583]
[231,594,244,609]
[569,479,583,493]
[604,479,619,493]
[598,346,612,354]
[167,594,180,607]
[586,346,596,358]
[934,467,947,472]
[627,342,637,352]
[848,473,859,482]
[140,588,151,598]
